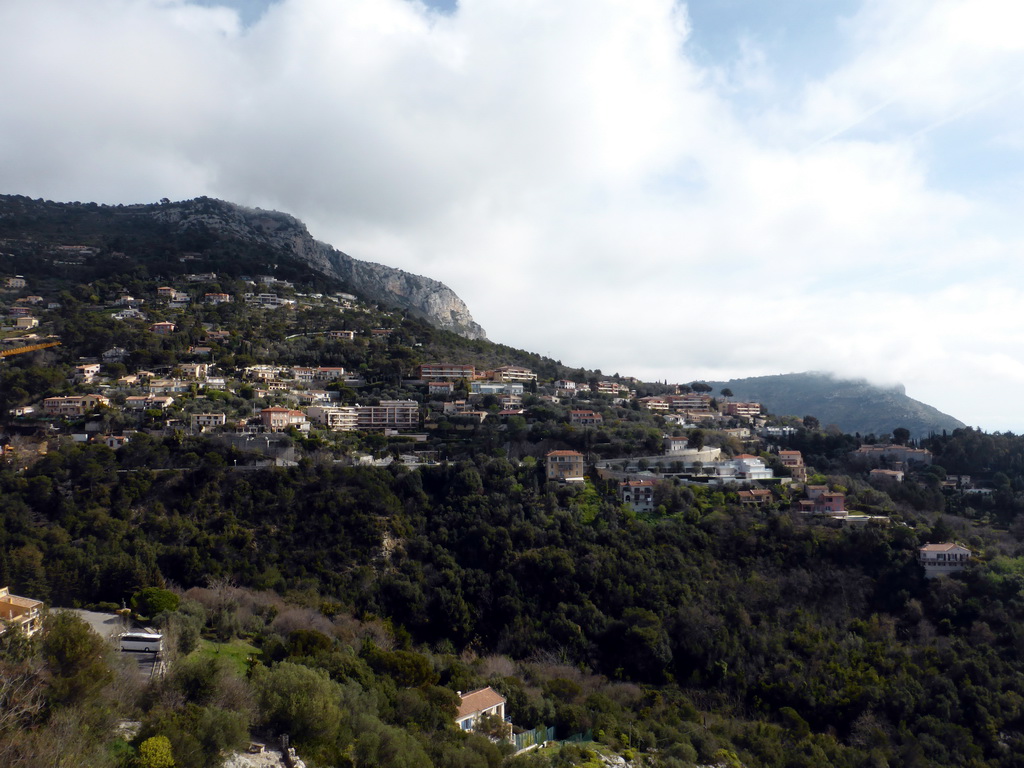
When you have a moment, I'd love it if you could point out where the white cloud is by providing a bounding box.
[2,0,1024,429]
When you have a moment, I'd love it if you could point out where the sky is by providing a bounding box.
[3,0,1024,432]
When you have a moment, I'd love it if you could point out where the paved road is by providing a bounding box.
[69,608,127,640]
[68,609,164,678]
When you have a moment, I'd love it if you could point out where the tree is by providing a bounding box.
[802,415,820,431]
[250,662,344,750]
[40,611,113,707]
[720,388,733,400]
[892,427,911,446]
[691,382,712,395]
[137,735,175,768]
[132,587,180,618]
[688,429,705,451]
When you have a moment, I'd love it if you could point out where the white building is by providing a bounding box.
[491,365,537,383]
[307,405,360,431]
[620,480,656,512]
[471,382,524,396]
[703,454,774,484]
[919,543,971,579]
[191,413,227,431]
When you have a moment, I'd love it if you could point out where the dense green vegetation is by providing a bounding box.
[4,432,1024,766]
[7,198,1024,766]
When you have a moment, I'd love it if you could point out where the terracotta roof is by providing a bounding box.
[457,687,506,719]
[546,450,583,457]
[920,542,969,553]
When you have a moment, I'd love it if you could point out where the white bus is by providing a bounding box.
[119,632,163,654]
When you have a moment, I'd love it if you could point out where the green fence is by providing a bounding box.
[512,727,594,752]
[513,725,556,752]
[561,729,593,744]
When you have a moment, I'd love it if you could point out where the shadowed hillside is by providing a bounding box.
[708,372,965,439]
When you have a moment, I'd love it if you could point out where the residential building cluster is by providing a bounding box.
[2,270,950,540]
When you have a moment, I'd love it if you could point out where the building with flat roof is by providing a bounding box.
[42,394,110,416]
[721,401,762,419]
[357,400,420,430]
[620,479,656,512]
[416,363,476,381]
[307,405,360,431]
[0,587,43,637]
[490,365,537,383]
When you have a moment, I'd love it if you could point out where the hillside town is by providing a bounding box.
[1,267,953,530]
[0,247,1009,768]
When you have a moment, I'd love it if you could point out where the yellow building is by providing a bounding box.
[0,587,43,636]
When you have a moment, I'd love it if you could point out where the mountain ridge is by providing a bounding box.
[706,371,965,439]
[0,194,487,340]
[153,198,488,340]
[0,194,967,434]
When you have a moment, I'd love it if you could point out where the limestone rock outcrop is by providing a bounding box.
[155,198,487,339]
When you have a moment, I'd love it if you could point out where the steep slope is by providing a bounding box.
[0,194,487,339]
[154,199,487,339]
[708,372,965,439]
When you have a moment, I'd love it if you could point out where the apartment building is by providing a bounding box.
[545,450,585,481]
[416,363,476,381]
[356,400,420,430]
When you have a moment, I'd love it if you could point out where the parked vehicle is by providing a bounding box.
[119,632,163,653]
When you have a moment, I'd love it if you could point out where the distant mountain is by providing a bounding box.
[707,372,965,439]
[0,195,487,339]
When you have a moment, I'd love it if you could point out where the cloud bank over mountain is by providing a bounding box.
[3,0,1024,429]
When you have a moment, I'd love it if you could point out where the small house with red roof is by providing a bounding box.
[456,687,507,733]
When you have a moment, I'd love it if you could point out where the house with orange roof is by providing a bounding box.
[259,407,310,432]
[545,450,585,482]
[919,543,971,579]
[798,490,846,515]
[738,489,773,507]
[456,687,507,734]
[570,409,603,427]
[778,450,808,482]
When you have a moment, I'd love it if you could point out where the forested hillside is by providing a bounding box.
[5,430,1024,767]
[4,207,1024,767]
[708,373,965,440]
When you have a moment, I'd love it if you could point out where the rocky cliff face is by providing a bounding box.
[154,198,487,339]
